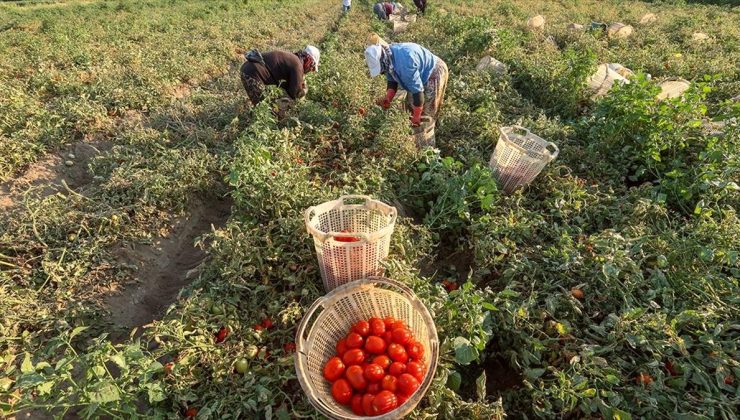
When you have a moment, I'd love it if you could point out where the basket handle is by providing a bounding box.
[546,142,559,161]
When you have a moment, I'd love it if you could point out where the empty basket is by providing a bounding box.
[489,126,559,193]
[305,195,397,291]
[295,277,439,420]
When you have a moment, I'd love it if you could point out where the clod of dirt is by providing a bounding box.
[692,32,709,42]
[567,23,584,31]
[527,15,545,30]
[639,13,657,25]
[104,198,231,331]
[657,78,690,100]
[607,23,633,39]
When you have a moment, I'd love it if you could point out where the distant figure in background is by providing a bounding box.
[365,42,449,126]
[239,46,320,106]
[413,0,426,14]
[373,2,396,20]
[342,0,351,13]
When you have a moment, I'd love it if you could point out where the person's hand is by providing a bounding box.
[410,106,423,127]
[376,96,392,109]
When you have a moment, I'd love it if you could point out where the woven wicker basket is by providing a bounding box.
[305,196,397,291]
[295,277,439,419]
[489,126,559,193]
[412,116,436,149]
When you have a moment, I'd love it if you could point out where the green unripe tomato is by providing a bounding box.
[656,255,668,268]
[235,358,249,374]
[245,344,259,359]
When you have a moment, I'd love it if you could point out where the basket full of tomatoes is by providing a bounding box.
[295,277,438,418]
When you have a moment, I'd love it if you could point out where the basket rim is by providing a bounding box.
[304,195,398,243]
[294,277,439,420]
[497,126,559,162]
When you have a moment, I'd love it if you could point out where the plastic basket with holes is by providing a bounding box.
[305,196,397,292]
[489,126,559,193]
[295,277,439,419]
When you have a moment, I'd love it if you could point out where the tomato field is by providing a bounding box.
[1,0,738,418]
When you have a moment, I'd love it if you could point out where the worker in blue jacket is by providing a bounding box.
[364,42,448,126]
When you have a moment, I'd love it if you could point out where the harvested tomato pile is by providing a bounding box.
[323,317,427,415]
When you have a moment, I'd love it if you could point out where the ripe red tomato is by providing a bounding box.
[362,393,377,416]
[397,392,410,406]
[406,341,424,361]
[283,342,296,353]
[323,357,345,382]
[261,318,273,329]
[253,324,264,331]
[364,363,385,383]
[383,331,393,343]
[335,229,360,243]
[398,373,421,396]
[353,320,371,337]
[331,379,353,405]
[406,361,425,382]
[636,373,653,386]
[345,365,367,391]
[367,382,381,394]
[373,355,392,370]
[164,362,174,375]
[336,338,348,357]
[364,336,387,354]
[387,343,408,363]
[383,316,396,330]
[215,327,229,343]
[185,407,198,418]
[724,375,734,385]
[342,348,366,366]
[391,320,406,331]
[392,328,412,345]
[389,362,406,376]
[381,374,398,392]
[351,394,364,415]
[369,317,386,336]
[346,332,364,349]
[372,390,398,415]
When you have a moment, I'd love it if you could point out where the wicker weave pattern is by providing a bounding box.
[489,126,559,193]
[295,277,439,419]
[305,196,397,291]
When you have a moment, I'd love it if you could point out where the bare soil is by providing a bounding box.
[0,140,111,210]
[104,197,231,334]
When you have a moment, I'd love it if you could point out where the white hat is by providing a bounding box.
[364,45,383,78]
[305,45,320,72]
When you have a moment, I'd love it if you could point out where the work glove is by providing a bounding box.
[410,105,423,127]
[376,88,397,110]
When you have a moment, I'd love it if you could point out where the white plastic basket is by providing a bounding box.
[305,196,397,291]
[295,277,439,420]
[489,126,559,193]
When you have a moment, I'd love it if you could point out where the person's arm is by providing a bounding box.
[286,60,305,99]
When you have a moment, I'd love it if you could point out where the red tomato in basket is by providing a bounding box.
[406,341,425,361]
[364,363,385,383]
[397,392,410,406]
[342,348,366,366]
[369,317,386,336]
[323,357,345,382]
[381,374,398,392]
[336,338,348,357]
[372,390,398,415]
[362,393,378,416]
[383,316,396,329]
[331,379,353,405]
[391,320,407,331]
[351,394,365,415]
[389,362,406,376]
[373,355,392,370]
[352,320,371,337]
[335,229,360,243]
[367,382,381,394]
[346,332,364,349]
[387,343,408,363]
[406,361,425,382]
[365,336,387,354]
[398,373,421,396]
[383,331,393,343]
[392,327,412,345]
[345,365,367,391]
